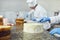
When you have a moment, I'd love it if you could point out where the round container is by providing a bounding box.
[23,23,44,40]
[23,23,57,40]
[23,23,44,33]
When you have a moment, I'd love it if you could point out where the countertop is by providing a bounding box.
[9,26,58,40]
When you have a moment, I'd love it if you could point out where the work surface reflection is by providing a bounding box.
[10,26,57,40]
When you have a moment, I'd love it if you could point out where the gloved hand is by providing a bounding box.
[31,18,40,22]
[49,28,60,35]
[31,18,36,21]
[40,17,50,23]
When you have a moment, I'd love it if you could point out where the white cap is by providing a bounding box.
[26,0,37,7]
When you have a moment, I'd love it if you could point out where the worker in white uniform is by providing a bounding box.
[25,0,51,30]
[40,13,60,37]
[25,0,47,21]
[26,0,50,30]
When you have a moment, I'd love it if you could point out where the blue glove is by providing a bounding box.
[31,18,36,21]
[40,17,50,23]
[49,28,60,35]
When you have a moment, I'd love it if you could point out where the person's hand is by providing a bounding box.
[40,17,50,23]
[49,28,60,35]
[32,18,36,21]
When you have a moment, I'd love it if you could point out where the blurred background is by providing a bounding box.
[0,0,60,23]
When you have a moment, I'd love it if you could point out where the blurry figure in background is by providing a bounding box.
[40,12,60,37]
[25,0,47,22]
[54,11,59,16]
[40,11,60,24]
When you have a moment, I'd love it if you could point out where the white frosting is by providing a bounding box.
[23,23,44,33]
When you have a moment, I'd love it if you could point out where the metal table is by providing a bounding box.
[10,26,58,40]
[10,26,23,40]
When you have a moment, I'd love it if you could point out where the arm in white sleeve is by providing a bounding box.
[50,14,60,24]
[54,34,60,37]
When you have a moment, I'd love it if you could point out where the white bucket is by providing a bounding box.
[23,23,44,33]
[23,23,47,40]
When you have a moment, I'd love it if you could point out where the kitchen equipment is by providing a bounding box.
[16,18,24,30]
[23,23,57,40]
[0,15,3,25]
[3,18,8,26]
[23,23,44,40]
[0,26,11,40]
[23,23,44,33]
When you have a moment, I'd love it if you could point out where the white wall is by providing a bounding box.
[38,0,60,16]
[0,0,60,16]
[0,0,28,11]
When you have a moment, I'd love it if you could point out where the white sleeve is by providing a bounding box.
[54,34,60,37]
[25,10,34,20]
[50,14,60,24]
[29,10,34,14]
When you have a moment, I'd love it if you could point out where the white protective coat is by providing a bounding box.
[50,13,60,24]
[26,4,47,20]
[25,4,51,30]
[49,13,60,37]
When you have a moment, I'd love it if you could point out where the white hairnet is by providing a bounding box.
[26,0,37,7]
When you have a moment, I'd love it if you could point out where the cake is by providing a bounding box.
[23,23,57,40]
[0,26,11,32]
[23,23,44,33]
[0,26,11,40]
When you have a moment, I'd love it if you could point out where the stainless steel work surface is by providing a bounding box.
[10,26,58,40]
